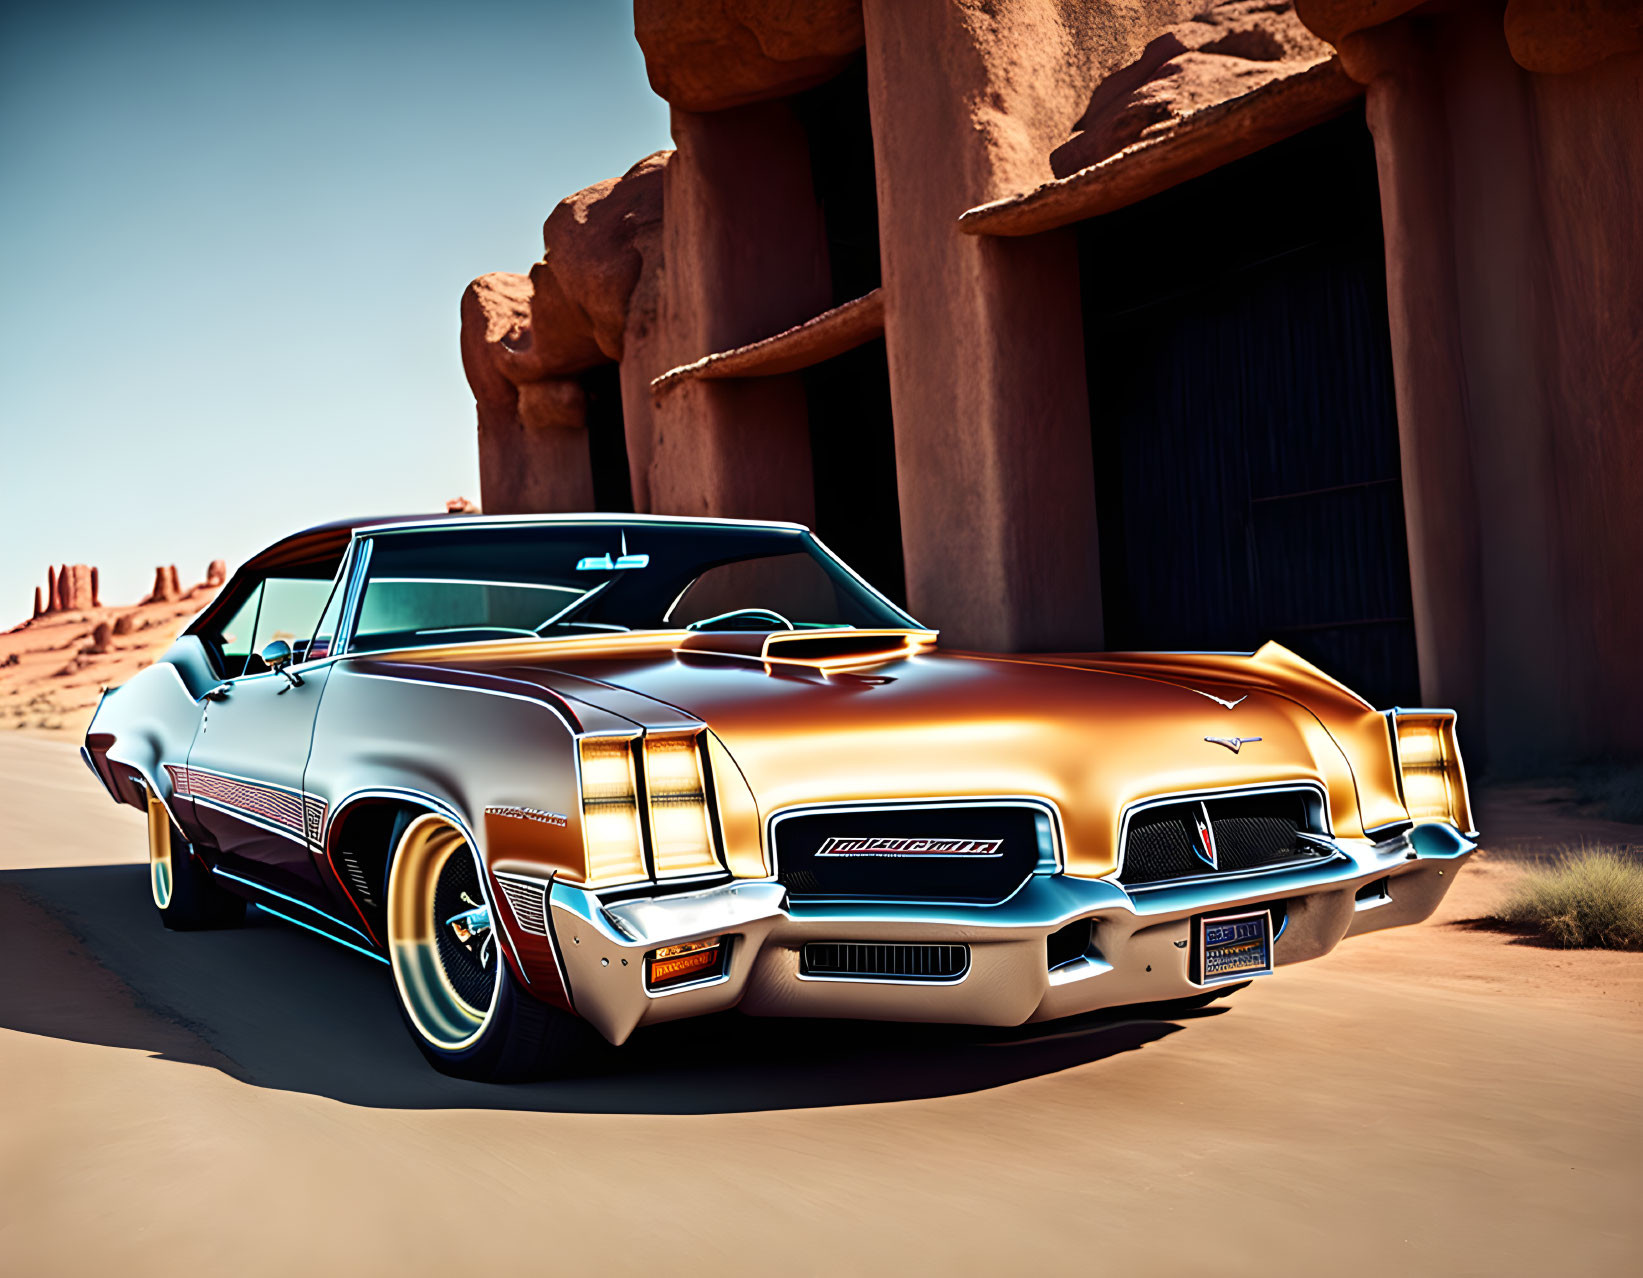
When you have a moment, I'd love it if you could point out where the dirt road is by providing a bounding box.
[1,735,1638,1276]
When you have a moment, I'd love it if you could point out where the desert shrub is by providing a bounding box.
[1494,847,1643,950]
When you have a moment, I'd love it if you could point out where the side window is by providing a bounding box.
[215,583,265,678]
[244,578,337,673]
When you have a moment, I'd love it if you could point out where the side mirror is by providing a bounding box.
[260,639,293,671]
[260,639,303,688]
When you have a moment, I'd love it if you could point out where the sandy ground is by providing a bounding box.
[0,735,1639,1276]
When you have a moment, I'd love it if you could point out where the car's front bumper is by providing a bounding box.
[544,823,1475,1045]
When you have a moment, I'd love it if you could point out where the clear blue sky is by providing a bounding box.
[0,0,671,620]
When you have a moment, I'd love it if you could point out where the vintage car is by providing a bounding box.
[83,513,1477,1080]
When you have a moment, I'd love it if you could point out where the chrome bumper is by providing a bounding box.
[546,824,1475,1045]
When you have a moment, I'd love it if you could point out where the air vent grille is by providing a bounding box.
[801,942,969,981]
[495,873,549,936]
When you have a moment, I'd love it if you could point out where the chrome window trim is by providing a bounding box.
[361,512,811,536]
[1106,780,1334,888]
[335,535,374,655]
[806,531,924,630]
[334,520,924,655]
[296,539,357,667]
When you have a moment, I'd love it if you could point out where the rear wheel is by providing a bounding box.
[145,792,245,930]
[386,812,595,1081]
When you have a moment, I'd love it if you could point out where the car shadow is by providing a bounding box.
[2,864,1223,1115]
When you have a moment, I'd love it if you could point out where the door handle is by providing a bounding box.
[203,683,233,702]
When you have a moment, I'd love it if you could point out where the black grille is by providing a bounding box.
[802,942,969,981]
[1120,809,1205,884]
[1118,791,1327,887]
[775,804,1046,902]
[1212,794,1306,872]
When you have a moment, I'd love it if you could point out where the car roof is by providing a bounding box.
[240,511,813,576]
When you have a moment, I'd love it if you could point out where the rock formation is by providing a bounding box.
[144,565,183,604]
[634,0,865,111]
[30,564,99,618]
[461,151,668,514]
[1052,0,1336,178]
[205,560,227,587]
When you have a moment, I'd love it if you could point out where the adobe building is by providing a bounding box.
[460,0,1642,773]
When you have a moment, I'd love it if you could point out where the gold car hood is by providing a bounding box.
[385,634,1395,875]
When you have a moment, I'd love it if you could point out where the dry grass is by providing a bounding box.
[1494,846,1643,950]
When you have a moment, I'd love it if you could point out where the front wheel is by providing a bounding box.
[385,813,596,1081]
[145,792,245,930]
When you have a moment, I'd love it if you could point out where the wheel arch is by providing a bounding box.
[323,786,538,993]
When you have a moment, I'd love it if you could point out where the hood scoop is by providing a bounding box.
[678,628,938,671]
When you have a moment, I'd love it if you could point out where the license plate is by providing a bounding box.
[1198,910,1272,984]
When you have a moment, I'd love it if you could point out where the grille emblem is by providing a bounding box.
[815,837,1004,858]
[1192,803,1218,869]
[1205,735,1262,753]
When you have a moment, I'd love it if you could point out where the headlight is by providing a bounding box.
[576,730,724,888]
[577,735,647,886]
[1391,711,1474,833]
[643,732,721,880]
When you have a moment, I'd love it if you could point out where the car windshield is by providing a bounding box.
[349,522,917,654]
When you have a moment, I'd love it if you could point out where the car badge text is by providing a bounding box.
[485,804,569,827]
[816,837,1004,858]
[1204,735,1262,753]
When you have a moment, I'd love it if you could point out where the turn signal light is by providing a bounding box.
[578,735,647,886]
[647,936,725,989]
[643,732,721,879]
[1393,712,1474,833]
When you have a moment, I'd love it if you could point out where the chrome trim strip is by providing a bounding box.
[250,902,390,965]
[211,865,374,943]
[191,794,313,848]
[806,532,925,630]
[335,535,373,654]
[360,512,811,536]
[320,785,533,988]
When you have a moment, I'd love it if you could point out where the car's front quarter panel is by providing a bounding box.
[307,658,606,1006]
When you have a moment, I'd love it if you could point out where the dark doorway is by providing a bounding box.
[579,363,633,513]
[792,53,881,307]
[1079,109,1419,708]
[802,338,905,607]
